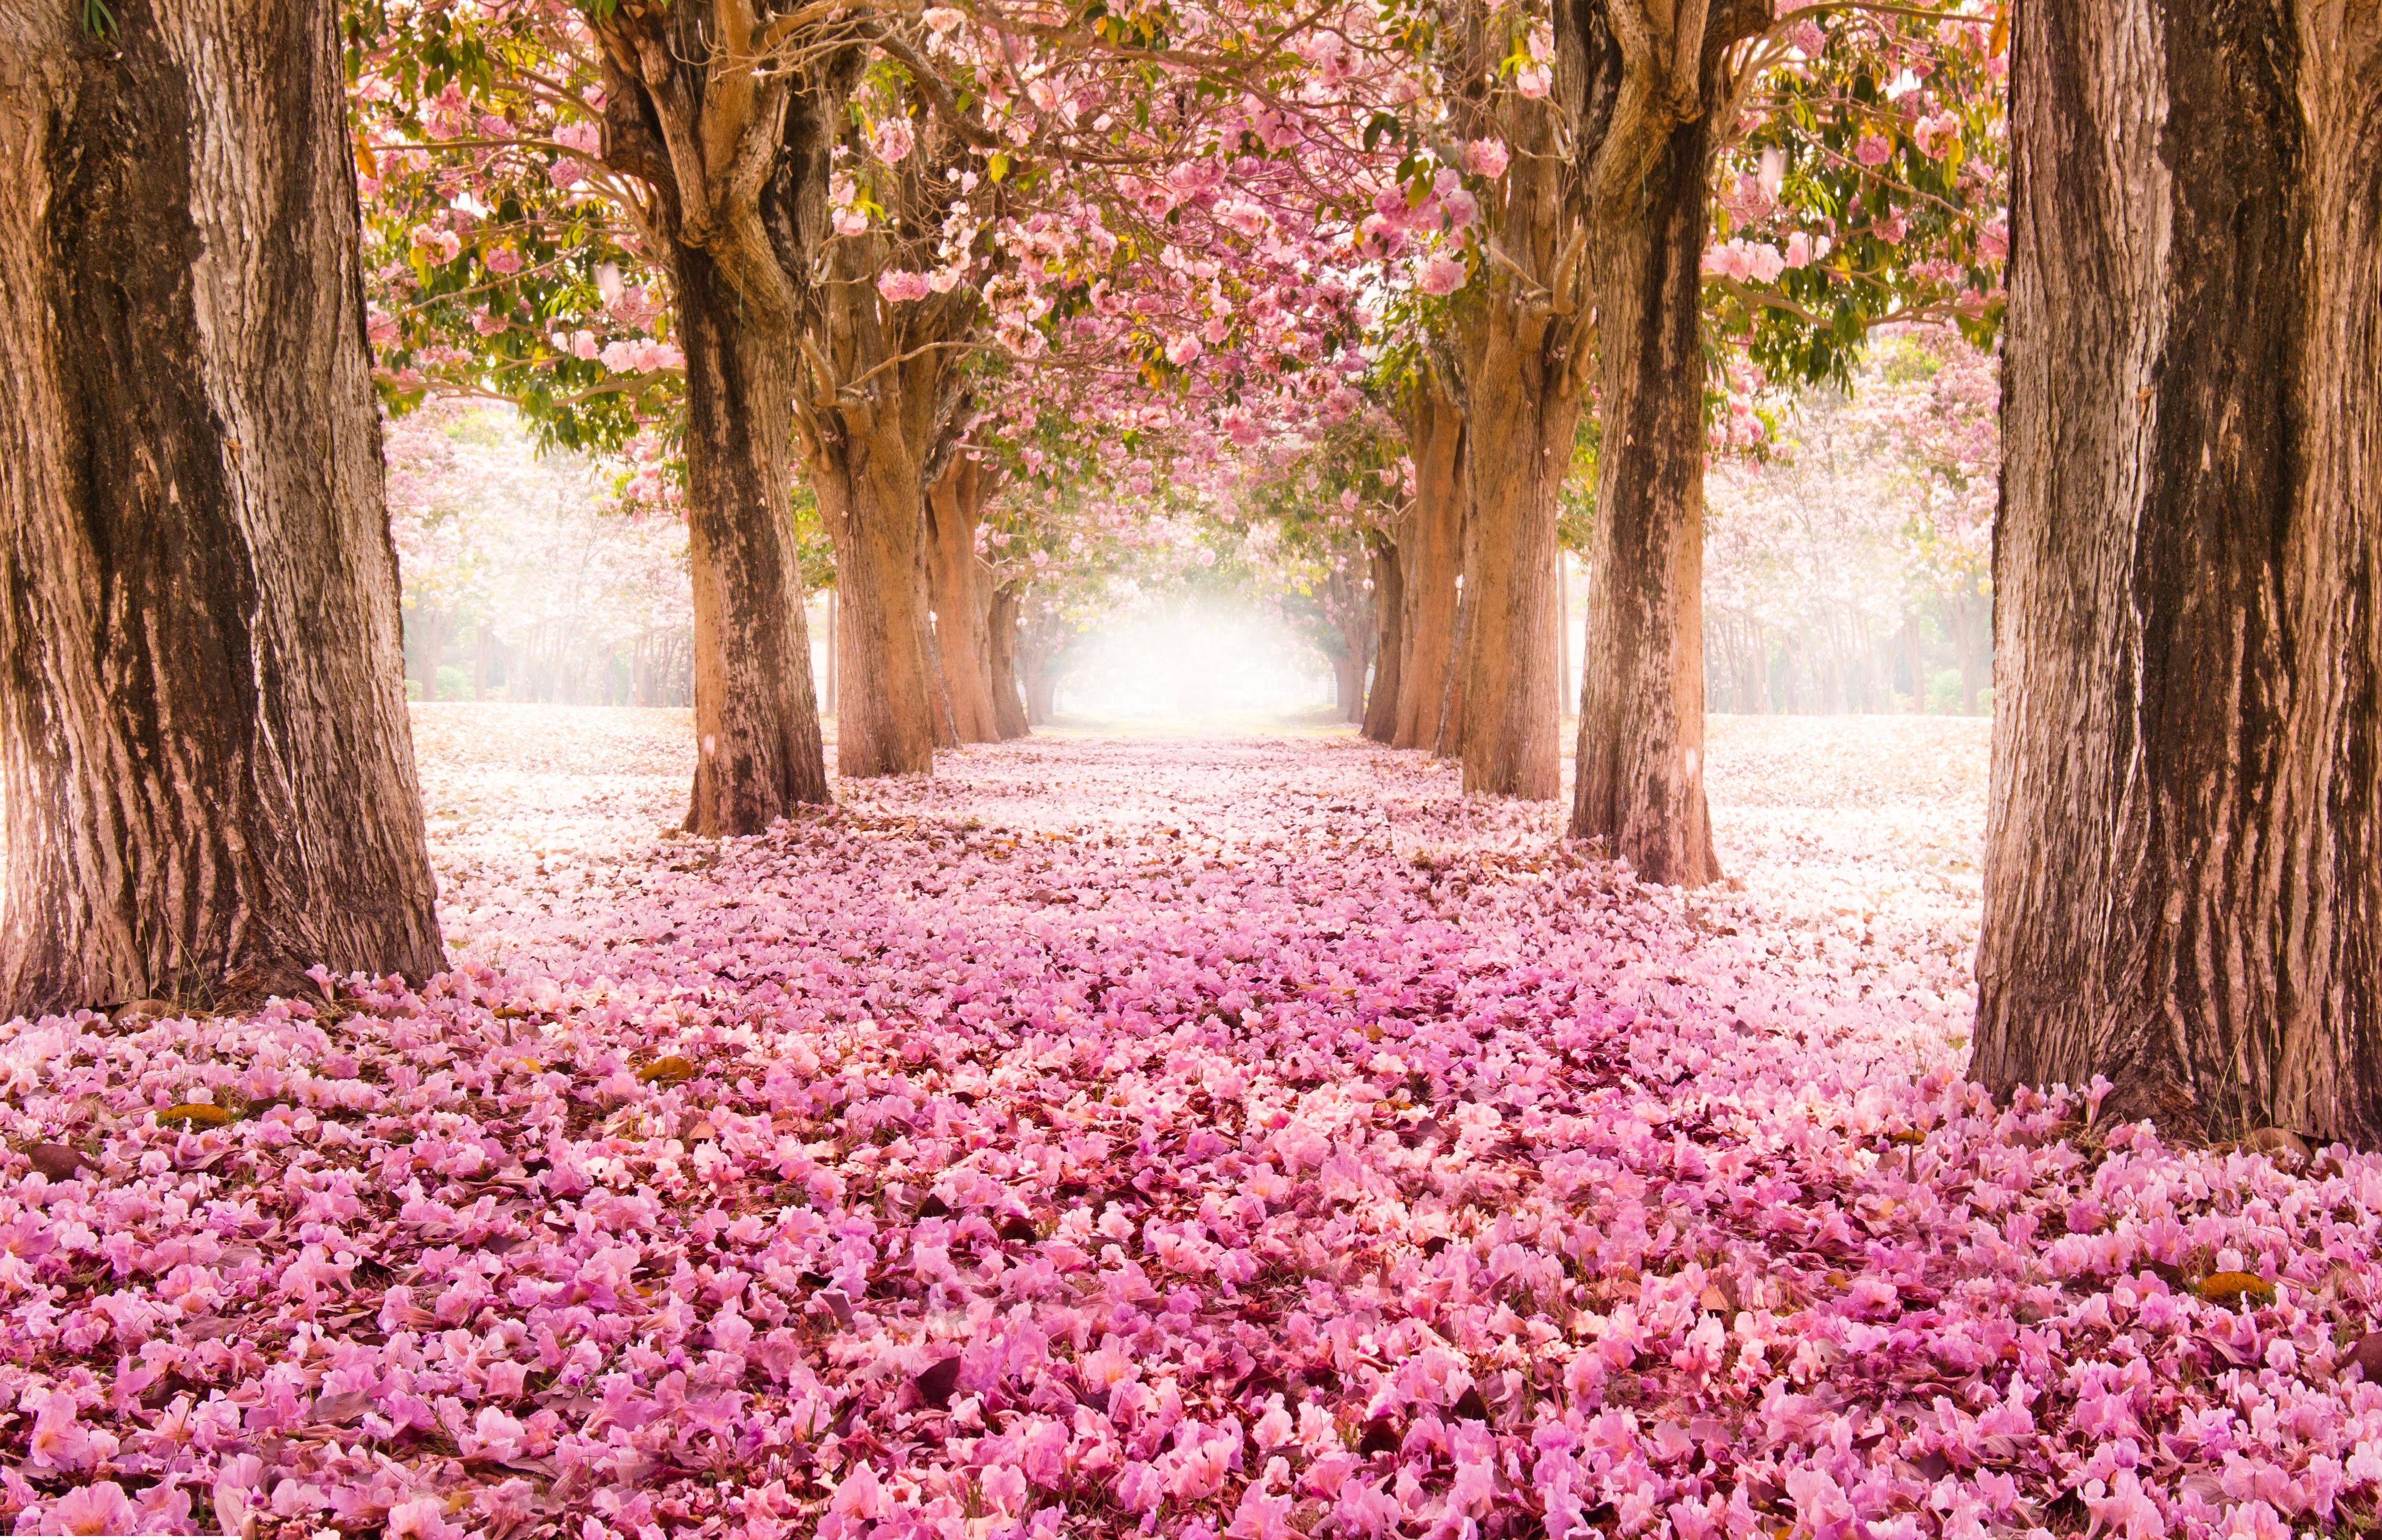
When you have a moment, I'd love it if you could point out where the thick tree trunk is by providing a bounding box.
[811,422,939,779]
[1362,537,1404,742]
[1568,80,1723,885]
[0,0,442,1016]
[1456,323,1573,797]
[986,584,1029,739]
[1395,387,1465,750]
[1975,0,2382,1141]
[673,245,831,831]
[925,457,1002,742]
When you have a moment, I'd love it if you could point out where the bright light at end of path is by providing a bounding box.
[1055,601,1336,725]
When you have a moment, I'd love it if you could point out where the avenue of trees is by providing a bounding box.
[2,0,2378,1142]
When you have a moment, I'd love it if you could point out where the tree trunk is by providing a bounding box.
[1568,69,1724,884]
[1974,0,2382,1142]
[811,422,940,778]
[925,456,1003,742]
[1362,536,1404,742]
[0,0,442,1016]
[1453,306,1575,800]
[986,584,1028,739]
[805,392,943,776]
[1394,384,1467,749]
[673,244,831,832]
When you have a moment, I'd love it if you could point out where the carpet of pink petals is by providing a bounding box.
[3,707,2375,1540]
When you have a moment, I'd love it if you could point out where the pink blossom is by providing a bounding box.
[1462,138,1510,178]
[387,1497,465,1540]
[44,1480,136,1536]
[1416,251,1467,296]
[871,116,916,164]
[830,1464,887,1520]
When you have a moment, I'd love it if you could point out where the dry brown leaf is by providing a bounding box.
[638,1056,697,1085]
[2196,1271,2275,1307]
[26,1143,92,1181]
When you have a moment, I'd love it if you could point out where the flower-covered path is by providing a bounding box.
[6,711,2377,1540]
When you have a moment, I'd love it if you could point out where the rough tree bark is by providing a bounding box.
[1562,0,1772,886]
[0,0,443,1017]
[1975,0,2382,1141]
[785,113,982,778]
[985,584,1029,739]
[674,243,832,826]
[1442,0,1588,798]
[1362,533,1405,742]
[1394,379,1467,749]
[1455,300,1575,796]
[804,365,948,776]
[590,2,830,828]
[925,455,1004,742]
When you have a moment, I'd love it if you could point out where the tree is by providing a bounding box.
[352,0,828,825]
[579,3,844,813]
[925,449,1010,742]
[1973,0,2382,1141]
[1417,1,1584,800]
[0,0,443,1017]
[1392,371,1466,750]
[1561,0,1779,881]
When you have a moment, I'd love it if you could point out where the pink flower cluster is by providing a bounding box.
[597,339,685,375]
[0,716,2373,1540]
